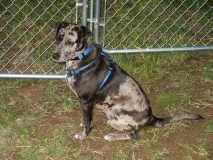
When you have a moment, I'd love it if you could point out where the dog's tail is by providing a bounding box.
[152,112,203,127]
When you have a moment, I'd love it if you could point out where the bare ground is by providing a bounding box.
[0,54,213,160]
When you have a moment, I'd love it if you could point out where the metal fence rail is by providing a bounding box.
[0,73,66,79]
[0,0,212,79]
[104,46,213,54]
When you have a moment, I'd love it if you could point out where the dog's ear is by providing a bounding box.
[80,25,91,37]
[54,21,70,36]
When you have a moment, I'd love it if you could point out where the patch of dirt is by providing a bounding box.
[3,54,213,159]
[14,80,213,160]
[16,84,44,103]
[154,122,208,159]
[15,84,43,111]
[31,109,80,137]
[186,54,213,63]
[27,102,213,160]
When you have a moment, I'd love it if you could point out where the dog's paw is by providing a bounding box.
[104,134,113,141]
[73,132,86,140]
[80,123,84,127]
[104,133,131,141]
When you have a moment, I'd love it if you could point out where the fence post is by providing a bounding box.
[89,0,94,32]
[82,0,88,26]
[94,0,100,43]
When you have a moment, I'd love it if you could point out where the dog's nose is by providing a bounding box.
[52,53,60,60]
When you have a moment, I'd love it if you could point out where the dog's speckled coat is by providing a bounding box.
[53,22,203,141]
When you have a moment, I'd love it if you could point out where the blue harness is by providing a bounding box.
[66,44,114,90]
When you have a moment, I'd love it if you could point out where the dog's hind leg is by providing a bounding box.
[104,133,131,141]
[104,130,138,141]
[104,120,138,141]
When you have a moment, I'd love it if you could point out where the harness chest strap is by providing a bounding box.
[78,46,94,60]
[66,58,97,77]
[66,45,114,91]
[73,44,95,61]
[66,62,114,91]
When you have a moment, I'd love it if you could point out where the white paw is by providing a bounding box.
[104,133,131,141]
[74,133,86,140]
[104,134,113,141]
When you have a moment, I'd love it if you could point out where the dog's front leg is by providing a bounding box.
[74,100,93,140]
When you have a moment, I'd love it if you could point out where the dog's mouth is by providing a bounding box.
[52,46,86,64]
[52,57,66,64]
[52,56,80,64]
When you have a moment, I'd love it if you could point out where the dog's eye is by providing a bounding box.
[57,33,64,41]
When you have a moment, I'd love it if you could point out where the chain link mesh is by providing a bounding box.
[102,0,213,49]
[0,0,212,75]
[0,0,77,74]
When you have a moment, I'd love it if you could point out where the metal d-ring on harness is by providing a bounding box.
[66,44,115,91]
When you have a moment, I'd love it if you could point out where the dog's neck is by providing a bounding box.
[66,41,98,70]
[66,49,85,70]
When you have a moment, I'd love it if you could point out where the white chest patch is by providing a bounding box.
[66,76,78,97]
[65,61,81,97]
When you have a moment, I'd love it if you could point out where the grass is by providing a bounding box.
[157,92,186,107]
[206,120,213,133]
[0,53,213,160]
[156,91,192,114]
[179,143,209,157]
[182,155,193,160]
[151,149,169,160]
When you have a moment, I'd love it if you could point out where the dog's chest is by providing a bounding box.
[66,61,80,97]
[66,76,78,97]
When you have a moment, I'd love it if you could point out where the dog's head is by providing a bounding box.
[53,22,91,63]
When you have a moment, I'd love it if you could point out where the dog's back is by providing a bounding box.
[53,22,203,141]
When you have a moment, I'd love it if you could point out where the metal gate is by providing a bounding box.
[102,0,213,50]
[0,0,213,79]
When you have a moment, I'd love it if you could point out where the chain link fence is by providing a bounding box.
[0,0,212,77]
[102,0,213,49]
[0,0,78,74]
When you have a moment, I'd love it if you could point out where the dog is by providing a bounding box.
[52,22,203,141]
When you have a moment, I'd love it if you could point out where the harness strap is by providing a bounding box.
[75,44,95,60]
[98,66,113,90]
[66,45,115,91]
[97,51,115,90]
[66,58,97,77]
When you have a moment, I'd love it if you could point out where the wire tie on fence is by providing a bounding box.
[87,18,97,23]
[76,3,83,7]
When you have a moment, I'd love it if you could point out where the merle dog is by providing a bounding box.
[52,22,202,141]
